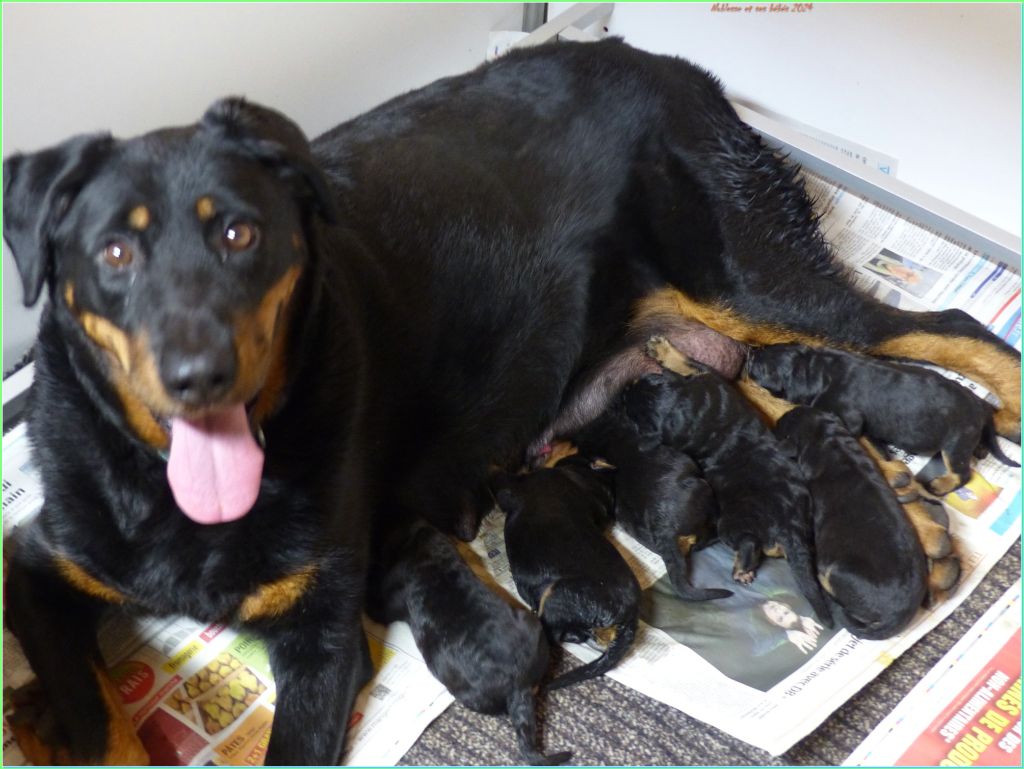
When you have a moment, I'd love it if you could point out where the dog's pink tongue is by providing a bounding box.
[167,406,264,525]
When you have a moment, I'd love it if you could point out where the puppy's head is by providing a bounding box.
[744,343,824,400]
[4,99,334,523]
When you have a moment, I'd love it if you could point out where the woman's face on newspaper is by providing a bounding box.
[762,600,798,629]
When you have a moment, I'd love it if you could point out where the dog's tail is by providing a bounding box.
[782,529,834,628]
[664,544,733,601]
[982,421,1020,468]
[545,617,638,692]
[506,686,572,766]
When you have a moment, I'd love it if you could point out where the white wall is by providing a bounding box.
[553,2,1021,236]
[2,3,524,365]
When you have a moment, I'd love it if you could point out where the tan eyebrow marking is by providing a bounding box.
[196,196,216,222]
[127,205,150,231]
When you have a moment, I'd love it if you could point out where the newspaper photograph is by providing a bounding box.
[844,580,1021,767]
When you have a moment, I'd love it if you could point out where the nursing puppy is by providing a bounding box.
[746,344,1018,495]
[641,338,832,625]
[775,407,929,639]
[367,522,570,766]
[496,457,640,691]
[573,397,732,601]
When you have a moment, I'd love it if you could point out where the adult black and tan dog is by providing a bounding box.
[3,39,1020,764]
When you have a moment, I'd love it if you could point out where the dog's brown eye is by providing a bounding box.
[102,242,134,268]
[222,221,259,252]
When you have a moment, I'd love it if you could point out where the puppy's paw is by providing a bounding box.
[902,499,953,559]
[928,554,961,595]
[732,567,756,585]
[645,335,673,364]
[925,471,964,497]
[645,335,701,376]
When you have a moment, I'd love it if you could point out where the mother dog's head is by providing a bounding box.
[3,99,334,523]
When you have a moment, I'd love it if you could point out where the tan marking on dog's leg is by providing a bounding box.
[291,232,305,251]
[9,720,71,766]
[735,377,796,426]
[874,332,1021,438]
[95,663,150,764]
[645,335,702,375]
[901,499,953,559]
[537,582,556,617]
[542,441,578,469]
[196,196,216,222]
[633,288,836,348]
[928,555,961,594]
[762,543,785,559]
[127,205,150,231]
[923,451,964,496]
[593,625,618,647]
[238,564,318,622]
[819,565,835,596]
[64,282,76,309]
[677,534,697,556]
[55,558,127,605]
[858,438,917,493]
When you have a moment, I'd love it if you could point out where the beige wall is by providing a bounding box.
[552,2,1021,236]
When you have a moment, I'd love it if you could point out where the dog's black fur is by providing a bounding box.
[3,39,1017,763]
[626,345,832,626]
[746,344,1018,495]
[774,407,929,639]
[572,395,732,601]
[496,456,640,691]
[366,522,570,766]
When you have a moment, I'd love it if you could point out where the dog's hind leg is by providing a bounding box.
[728,534,763,585]
[645,99,1020,438]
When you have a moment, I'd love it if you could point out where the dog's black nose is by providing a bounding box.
[161,348,237,406]
[157,311,237,407]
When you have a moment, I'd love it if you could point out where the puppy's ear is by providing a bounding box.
[3,133,112,306]
[200,97,336,222]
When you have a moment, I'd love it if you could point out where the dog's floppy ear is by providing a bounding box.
[200,97,336,222]
[3,133,112,306]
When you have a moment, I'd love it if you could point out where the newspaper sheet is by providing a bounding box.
[843,580,1021,767]
[1,425,454,766]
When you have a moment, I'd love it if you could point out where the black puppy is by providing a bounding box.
[746,344,1018,495]
[774,407,929,639]
[496,456,640,691]
[367,522,570,766]
[573,397,732,601]
[642,338,832,625]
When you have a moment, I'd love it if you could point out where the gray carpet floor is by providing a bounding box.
[399,541,1020,766]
